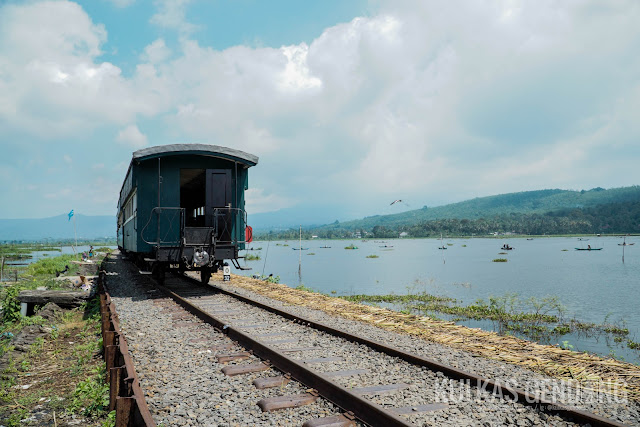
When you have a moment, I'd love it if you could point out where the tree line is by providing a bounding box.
[255,201,640,240]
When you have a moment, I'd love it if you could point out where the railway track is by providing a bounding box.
[106,253,633,426]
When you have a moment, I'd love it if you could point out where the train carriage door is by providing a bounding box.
[205,169,232,242]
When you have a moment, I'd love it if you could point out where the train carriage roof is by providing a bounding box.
[132,144,258,167]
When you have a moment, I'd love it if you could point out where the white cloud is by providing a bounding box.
[278,44,321,92]
[0,1,164,138]
[141,39,171,63]
[245,188,295,215]
[2,0,640,219]
[116,125,148,148]
[150,0,197,35]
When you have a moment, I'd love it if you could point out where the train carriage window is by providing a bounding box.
[181,169,206,227]
[123,190,136,224]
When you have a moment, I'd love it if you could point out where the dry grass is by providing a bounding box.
[0,313,106,425]
[220,273,640,402]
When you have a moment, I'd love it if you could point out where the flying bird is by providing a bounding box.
[390,199,402,206]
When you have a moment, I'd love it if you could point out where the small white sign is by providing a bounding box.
[223,265,231,281]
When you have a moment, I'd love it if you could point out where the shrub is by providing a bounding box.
[1,286,21,323]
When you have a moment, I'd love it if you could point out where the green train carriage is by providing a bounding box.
[117,144,259,283]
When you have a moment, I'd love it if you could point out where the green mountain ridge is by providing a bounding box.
[250,186,640,240]
[327,186,640,231]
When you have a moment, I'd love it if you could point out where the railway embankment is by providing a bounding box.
[213,274,640,416]
[96,252,638,425]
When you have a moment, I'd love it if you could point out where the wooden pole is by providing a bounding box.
[298,226,302,284]
[72,213,78,254]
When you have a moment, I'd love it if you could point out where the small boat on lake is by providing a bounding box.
[575,247,602,251]
[438,233,447,250]
[292,247,309,250]
[501,244,514,250]
[319,246,331,248]
[618,237,634,246]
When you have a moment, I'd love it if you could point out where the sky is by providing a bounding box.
[1,0,639,223]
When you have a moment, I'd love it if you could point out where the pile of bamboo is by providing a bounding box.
[221,273,640,401]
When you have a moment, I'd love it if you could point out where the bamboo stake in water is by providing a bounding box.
[298,225,302,284]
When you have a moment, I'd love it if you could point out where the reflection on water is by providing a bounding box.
[237,237,640,363]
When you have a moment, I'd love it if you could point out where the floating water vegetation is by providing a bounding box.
[245,253,261,261]
[340,292,636,350]
[498,252,508,255]
[344,244,358,250]
[561,249,569,251]
[462,244,467,247]
[366,254,379,259]
[307,253,315,256]
[447,243,454,246]
[452,282,472,289]
[493,258,508,262]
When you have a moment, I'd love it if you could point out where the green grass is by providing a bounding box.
[366,254,379,258]
[24,253,81,276]
[245,253,261,261]
[492,258,508,262]
[344,244,358,249]
[0,290,110,425]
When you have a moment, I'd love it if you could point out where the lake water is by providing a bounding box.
[1,246,115,280]
[234,236,640,363]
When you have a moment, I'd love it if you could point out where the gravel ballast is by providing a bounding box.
[103,253,639,426]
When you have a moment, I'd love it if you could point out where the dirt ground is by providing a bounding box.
[0,303,110,426]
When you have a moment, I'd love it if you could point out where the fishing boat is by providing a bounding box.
[319,246,331,249]
[293,226,308,250]
[438,233,447,249]
[618,237,635,246]
[575,247,602,251]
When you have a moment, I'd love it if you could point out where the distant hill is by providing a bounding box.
[0,214,115,242]
[323,186,640,231]
[248,205,343,232]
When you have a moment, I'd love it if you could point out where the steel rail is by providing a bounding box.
[153,281,412,427]
[179,276,626,427]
